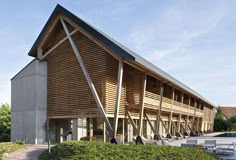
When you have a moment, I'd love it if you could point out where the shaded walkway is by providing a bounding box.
[3,145,47,160]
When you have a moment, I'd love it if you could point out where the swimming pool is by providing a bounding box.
[215,133,236,137]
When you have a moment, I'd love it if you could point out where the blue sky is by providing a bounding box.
[1,0,236,106]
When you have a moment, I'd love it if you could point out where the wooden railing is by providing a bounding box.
[144,91,204,116]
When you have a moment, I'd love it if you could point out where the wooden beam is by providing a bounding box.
[185,96,191,131]
[138,73,147,136]
[113,60,124,138]
[177,93,184,132]
[61,15,121,61]
[40,29,78,61]
[60,17,113,137]
[188,122,193,132]
[156,82,164,134]
[180,123,187,132]
[171,120,178,135]
[127,111,138,135]
[168,88,175,133]
[38,16,60,50]
[144,112,155,133]
[192,100,197,130]
[196,117,200,131]
[172,121,178,131]
[160,116,168,133]
[126,104,140,109]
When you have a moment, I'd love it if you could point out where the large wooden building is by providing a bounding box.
[11,5,215,144]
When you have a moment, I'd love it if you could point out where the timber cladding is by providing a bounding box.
[46,28,108,117]
[45,23,144,118]
[43,18,213,124]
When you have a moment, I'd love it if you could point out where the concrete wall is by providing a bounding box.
[11,59,47,144]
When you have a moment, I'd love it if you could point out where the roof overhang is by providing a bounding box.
[28,4,135,61]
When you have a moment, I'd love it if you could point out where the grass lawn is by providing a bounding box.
[0,142,25,159]
[39,141,218,160]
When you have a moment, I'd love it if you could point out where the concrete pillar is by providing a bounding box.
[89,118,93,141]
[122,119,125,144]
[103,121,106,142]
[72,119,78,140]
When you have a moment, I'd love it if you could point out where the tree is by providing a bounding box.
[229,116,236,131]
[230,116,236,124]
[214,109,231,132]
[0,103,11,142]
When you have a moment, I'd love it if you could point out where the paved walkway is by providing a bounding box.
[3,145,48,160]
[169,132,236,160]
[169,132,236,146]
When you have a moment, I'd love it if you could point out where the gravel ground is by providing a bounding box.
[3,145,47,160]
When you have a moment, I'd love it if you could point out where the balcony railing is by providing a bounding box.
[144,91,203,116]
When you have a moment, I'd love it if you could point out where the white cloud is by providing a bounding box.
[128,1,226,61]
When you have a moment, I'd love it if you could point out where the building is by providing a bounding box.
[219,106,236,119]
[11,4,216,144]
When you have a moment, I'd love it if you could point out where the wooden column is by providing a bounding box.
[145,112,155,133]
[168,88,175,133]
[196,117,200,131]
[138,73,147,136]
[122,119,125,144]
[185,96,191,132]
[160,117,168,133]
[127,111,138,135]
[113,60,124,138]
[192,100,197,131]
[103,122,106,142]
[156,82,164,134]
[89,118,93,141]
[177,93,184,132]
[60,17,113,137]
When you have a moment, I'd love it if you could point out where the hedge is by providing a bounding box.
[39,141,217,160]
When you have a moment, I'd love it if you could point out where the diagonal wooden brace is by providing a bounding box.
[60,17,113,137]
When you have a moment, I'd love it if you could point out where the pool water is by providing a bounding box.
[215,133,236,137]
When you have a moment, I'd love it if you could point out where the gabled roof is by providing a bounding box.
[28,4,215,107]
[219,106,236,119]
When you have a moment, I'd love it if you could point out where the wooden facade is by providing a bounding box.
[29,5,215,143]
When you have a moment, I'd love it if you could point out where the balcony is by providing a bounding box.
[144,91,203,116]
[196,108,203,116]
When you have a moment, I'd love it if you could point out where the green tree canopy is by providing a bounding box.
[0,103,11,142]
[214,108,231,132]
[230,116,236,124]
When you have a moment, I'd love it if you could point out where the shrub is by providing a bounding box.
[0,103,11,142]
[39,141,217,160]
[15,140,26,145]
[0,142,25,159]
